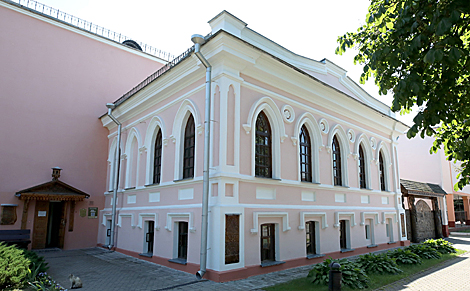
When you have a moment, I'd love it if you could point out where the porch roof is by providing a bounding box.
[15,180,90,201]
[400,179,447,198]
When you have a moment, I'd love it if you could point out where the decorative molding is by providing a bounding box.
[117,213,135,228]
[347,129,355,143]
[137,213,160,230]
[298,212,328,230]
[382,211,398,224]
[169,135,176,143]
[360,212,379,226]
[370,137,377,150]
[163,138,169,146]
[334,212,356,228]
[139,146,147,154]
[121,153,127,160]
[319,118,329,134]
[165,212,195,232]
[250,211,291,234]
[281,104,295,123]
[101,212,112,226]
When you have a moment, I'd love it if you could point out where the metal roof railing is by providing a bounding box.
[6,0,175,61]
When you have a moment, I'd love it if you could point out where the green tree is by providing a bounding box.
[336,0,470,189]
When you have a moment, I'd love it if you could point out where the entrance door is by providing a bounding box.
[46,201,65,248]
[106,220,112,246]
[32,201,66,249]
[146,221,155,254]
[306,221,316,255]
[339,220,347,250]
[261,224,275,262]
[33,201,49,249]
[177,222,188,260]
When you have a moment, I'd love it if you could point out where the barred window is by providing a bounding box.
[299,125,312,182]
[255,112,272,178]
[183,115,195,179]
[359,144,366,189]
[153,129,162,184]
[332,136,342,186]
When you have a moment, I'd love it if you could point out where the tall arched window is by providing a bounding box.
[358,144,366,189]
[379,151,386,191]
[255,111,272,178]
[183,115,195,179]
[299,125,312,182]
[153,129,162,184]
[332,135,342,186]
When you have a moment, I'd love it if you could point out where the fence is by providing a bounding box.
[6,0,174,61]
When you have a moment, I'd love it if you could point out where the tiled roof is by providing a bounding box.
[400,179,447,196]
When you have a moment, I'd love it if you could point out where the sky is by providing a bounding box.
[19,0,416,125]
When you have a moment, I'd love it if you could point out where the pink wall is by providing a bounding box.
[0,3,164,249]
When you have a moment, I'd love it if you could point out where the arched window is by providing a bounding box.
[358,144,366,189]
[183,115,195,179]
[379,151,386,191]
[332,135,342,186]
[299,125,312,182]
[255,111,272,178]
[153,129,162,184]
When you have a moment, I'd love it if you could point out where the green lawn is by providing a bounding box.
[264,249,466,291]
[457,229,470,233]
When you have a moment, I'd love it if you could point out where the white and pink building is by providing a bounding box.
[99,11,409,281]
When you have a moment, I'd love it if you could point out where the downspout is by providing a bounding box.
[106,103,121,250]
[191,34,211,280]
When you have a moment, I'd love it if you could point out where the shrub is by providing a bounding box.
[0,242,30,289]
[422,238,457,254]
[29,272,66,291]
[407,244,441,259]
[357,253,402,275]
[23,250,49,273]
[387,248,422,265]
[308,258,369,289]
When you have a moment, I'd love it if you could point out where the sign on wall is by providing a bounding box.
[79,208,86,217]
[88,207,98,219]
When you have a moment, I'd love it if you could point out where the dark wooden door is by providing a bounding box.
[178,222,188,259]
[340,220,347,249]
[261,224,275,262]
[146,221,155,254]
[32,201,49,249]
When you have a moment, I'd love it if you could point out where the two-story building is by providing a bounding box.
[99,11,409,281]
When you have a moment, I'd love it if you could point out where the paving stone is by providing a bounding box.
[40,236,470,291]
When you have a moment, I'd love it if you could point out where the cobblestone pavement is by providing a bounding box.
[40,236,470,291]
[377,236,470,291]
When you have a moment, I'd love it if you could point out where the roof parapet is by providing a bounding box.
[208,10,247,38]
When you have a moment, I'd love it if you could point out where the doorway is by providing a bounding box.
[32,201,66,249]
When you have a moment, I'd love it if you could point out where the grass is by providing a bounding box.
[264,249,466,291]
[456,229,470,233]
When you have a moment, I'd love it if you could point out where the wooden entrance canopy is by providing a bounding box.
[15,167,90,230]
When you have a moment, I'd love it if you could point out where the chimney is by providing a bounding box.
[52,167,62,181]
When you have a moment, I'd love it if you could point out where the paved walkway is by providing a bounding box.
[39,236,470,291]
[377,236,470,291]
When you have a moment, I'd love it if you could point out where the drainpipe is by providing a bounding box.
[191,34,211,280]
[106,103,121,250]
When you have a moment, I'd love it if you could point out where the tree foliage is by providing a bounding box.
[336,0,470,189]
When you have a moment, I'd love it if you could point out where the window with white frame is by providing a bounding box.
[379,151,386,191]
[299,125,312,182]
[358,144,366,189]
[255,111,272,178]
[153,129,163,184]
[332,135,342,186]
[183,115,195,179]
